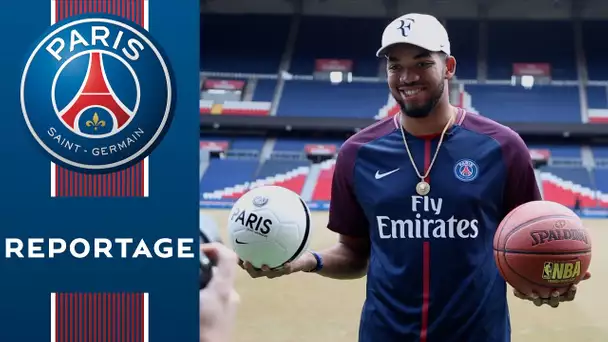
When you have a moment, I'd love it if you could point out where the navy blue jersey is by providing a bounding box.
[327,109,542,342]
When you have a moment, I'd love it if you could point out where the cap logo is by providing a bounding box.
[397,18,415,37]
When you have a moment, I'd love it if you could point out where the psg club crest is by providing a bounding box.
[20,14,175,173]
[453,159,479,182]
[252,195,269,208]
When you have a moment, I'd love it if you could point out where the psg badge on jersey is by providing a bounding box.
[20,14,176,174]
[454,159,479,182]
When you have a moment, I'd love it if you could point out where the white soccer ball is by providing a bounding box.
[227,185,312,269]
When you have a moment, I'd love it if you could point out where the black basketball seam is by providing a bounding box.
[493,249,591,255]
[495,205,520,249]
[284,198,311,265]
[502,214,580,250]
[494,250,510,283]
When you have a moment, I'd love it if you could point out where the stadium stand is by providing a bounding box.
[444,20,478,80]
[252,80,279,102]
[278,81,390,118]
[290,16,386,77]
[200,14,291,74]
[582,21,608,81]
[199,159,259,196]
[587,86,608,108]
[272,139,341,153]
[199,6,608,217]
[465,85,582,123]
[486,21,577,81]
[310,159,336,202]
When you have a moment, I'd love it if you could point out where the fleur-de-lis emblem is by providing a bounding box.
[85,113,106,131]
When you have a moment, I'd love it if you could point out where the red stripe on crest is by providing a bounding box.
[52,0,147,197]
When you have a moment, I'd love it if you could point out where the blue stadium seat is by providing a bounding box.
[593,169,608,193]
[528,145,582,159]
[591,147,608,159]
[582,21,608,81]
[446,20,479,80]
[274,138,343,152]
[200,14,291,74]
[253,80,278,102]
[200,135,228,142]
[549,146,582,159]
[200,159,258,193]
[541,166,593,188]
[290,16,387,77]
[255,160,311,179]
[486,21,577,80]
[199,137,265,151]
[587,86,607,108]
[278,80,388,118]
[230,138,266,151]
[465,85,581,123]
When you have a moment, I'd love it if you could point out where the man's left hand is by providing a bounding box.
[513,271,591,308]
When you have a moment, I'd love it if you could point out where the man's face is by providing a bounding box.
[385,44,455,118]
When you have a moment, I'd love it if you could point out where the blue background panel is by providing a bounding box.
[0,0,200,341]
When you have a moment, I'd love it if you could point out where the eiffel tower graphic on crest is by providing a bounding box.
[59,52,133,135]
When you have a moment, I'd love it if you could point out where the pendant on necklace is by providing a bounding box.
[416,181,430,196]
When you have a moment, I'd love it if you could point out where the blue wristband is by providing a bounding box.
[307,251,323,272]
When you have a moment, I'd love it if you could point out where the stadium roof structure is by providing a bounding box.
[200,0,605,20]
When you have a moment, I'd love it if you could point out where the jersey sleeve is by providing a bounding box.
[327,142,369,237]
[501,130,543,217]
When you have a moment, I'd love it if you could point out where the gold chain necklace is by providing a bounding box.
[399,112,455,196]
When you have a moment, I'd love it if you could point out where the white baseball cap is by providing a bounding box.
[376,13,451,57]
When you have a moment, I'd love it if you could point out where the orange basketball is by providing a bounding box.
[493,200,592,298]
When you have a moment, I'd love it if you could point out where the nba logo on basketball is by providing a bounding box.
[453,159,479,182]
[542,260,581,284]
[20,14,175,173]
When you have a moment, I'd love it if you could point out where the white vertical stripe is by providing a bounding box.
[49,1,153,197]
[143,293,149,342]
[143,0,150,195]
[50,0,56,197]
[143,157,149,197]
[50,293,56,342]
[50,162,56,197]
[50,0,56,25]
[144,0,149,30]
[51,0,150,197]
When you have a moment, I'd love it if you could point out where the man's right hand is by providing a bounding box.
[238,251,317,279]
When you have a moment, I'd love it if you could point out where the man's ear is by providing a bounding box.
[445,55,456,80]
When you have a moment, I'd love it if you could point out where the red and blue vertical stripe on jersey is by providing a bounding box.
[50,0,148,197]
[51,292,149,342]
[411,110,468,342]
[420,135,432,342]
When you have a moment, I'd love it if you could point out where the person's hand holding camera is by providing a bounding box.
[200,242,240,342]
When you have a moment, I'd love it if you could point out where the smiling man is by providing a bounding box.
[239,13,587,342]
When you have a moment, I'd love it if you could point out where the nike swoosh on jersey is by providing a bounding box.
[375,168,400,179]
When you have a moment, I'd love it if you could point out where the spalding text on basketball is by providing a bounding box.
[530,229,589,247]
[45,26,144,62]
[376,196,479,239]
[230,208,272,236]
